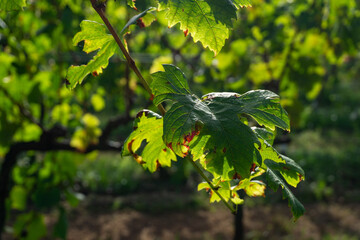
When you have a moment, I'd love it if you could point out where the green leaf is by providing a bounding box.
[232,0,252,8]
[198,180,243,204]
[255,131,286,166]
[151,65,292,179]
[252,127,275,145]
[120,7,156,34]
[151,64,191,105]
[265,156,305,188]
[204,90,289,131]
[66,20,120,90]
[233,168,266,197]
[266,163,305,221]
[122,110,177,172]
[162,0,237,55]
[0,0,26,11]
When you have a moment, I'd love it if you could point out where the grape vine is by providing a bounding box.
[75,0,305,220]
[1,0,305,221]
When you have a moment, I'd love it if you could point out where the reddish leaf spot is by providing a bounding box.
[183,29,189,37]
[92,71,99,77]
[136,18,145,28]
[183,129,199,144]
[149,94,154,101]
[283,166,290,171]
[232,193,236,198]
[167,142,173,151]
[162,148,167,152]
[136,110,150,118]
[128,139,144,164]
[299,174,304,181]
[250,163,257,173]
[133,126,138,130]
[222,148,227,153]
[127,139,135,154]
[156,160,161,171]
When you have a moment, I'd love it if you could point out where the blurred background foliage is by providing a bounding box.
[0,0,360,239]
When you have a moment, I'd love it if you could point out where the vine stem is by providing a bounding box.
[90,0,166,115]
[187,158,236,214]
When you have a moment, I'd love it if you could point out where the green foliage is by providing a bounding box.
[10,0,360,237]
[162,0,235,55]
[158,0,252,55]
[122,64,304,218]
[122,110,177,172]
[0,0,26,11]
[266,164,305,221]
[150,65,290,179]
[66,20,120,89]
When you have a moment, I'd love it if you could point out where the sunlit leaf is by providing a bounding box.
[161,0,236,55]
[66,20,120,90]
[122,110,177,172]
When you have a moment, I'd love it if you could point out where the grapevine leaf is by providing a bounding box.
[234,168,266,197]
[198,180,243,204]
[203,90,290,131]
[151,65,289,179]
[266,163,305,221]
[232,0,252,8]
[66,20,120,90]
[120,7,156,34]
[265,157,305,188]
[255,131,286,166]
[151,64,191,105]
[243,180,266,197]
[122,110,177,172]
[252,127,275,145]
[0,0,26,11]
[162,0,237,55]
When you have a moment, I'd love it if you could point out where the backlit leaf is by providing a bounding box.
[151,65,290,179]
[265,157,305,188]
[266,164,305,221]
[66,20,120,90]
[162,0,236,55]
[122,110,177,172]
[232,0,252,8]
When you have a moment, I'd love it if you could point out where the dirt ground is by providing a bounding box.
[61,195,360,240]
[4,193,360,240]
